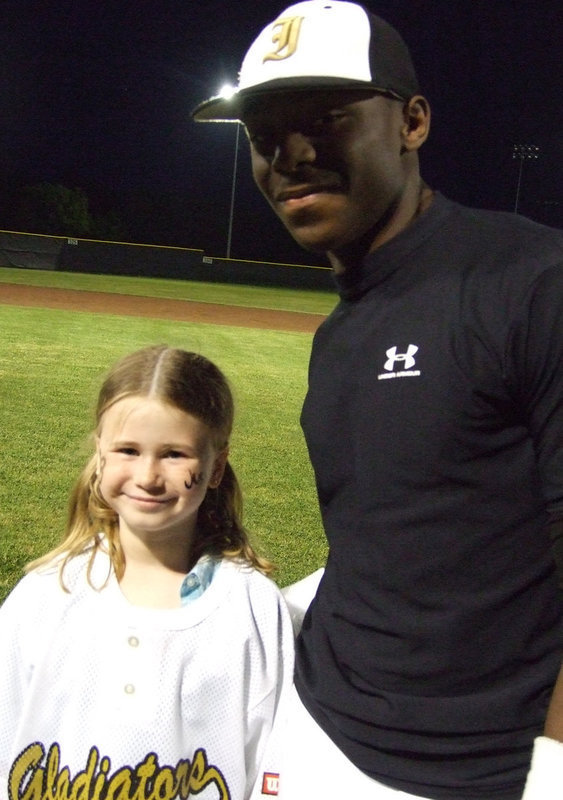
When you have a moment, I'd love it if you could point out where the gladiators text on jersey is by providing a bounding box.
[9,741,231,800]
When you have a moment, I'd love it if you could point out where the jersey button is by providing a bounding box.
[124,683,135,695]
[128,636,140,647]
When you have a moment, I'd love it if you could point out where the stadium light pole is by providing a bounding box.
[219,84,241,260]
[226,122,241,259]
[512,144,540,214]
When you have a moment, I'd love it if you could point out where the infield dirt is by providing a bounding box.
[0,283,326,334]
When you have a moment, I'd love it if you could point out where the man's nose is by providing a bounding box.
[271,131,315,172]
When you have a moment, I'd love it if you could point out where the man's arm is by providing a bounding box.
[521,659,563,798]
[522,520,563,798]
[544,519,563,740]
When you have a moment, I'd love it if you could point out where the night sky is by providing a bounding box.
[2,0,562,265]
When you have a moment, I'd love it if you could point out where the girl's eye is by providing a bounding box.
[117,447,138,456]
[165,450,186,459]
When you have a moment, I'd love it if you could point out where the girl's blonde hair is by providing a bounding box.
[27,345,273,585]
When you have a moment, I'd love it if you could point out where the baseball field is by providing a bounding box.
[0,267,337,603]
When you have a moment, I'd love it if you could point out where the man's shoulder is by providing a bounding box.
[440,195,563,265]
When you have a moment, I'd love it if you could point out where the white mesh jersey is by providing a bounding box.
[0,550,294,800]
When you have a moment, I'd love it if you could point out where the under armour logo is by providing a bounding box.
[263,16,304,62]
[384,345,418,371]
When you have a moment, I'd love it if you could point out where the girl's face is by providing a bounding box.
[96,396,227,546]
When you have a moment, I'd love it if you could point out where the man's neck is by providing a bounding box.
[328,182,434,275]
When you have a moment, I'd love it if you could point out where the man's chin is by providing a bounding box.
[281,222,340,255]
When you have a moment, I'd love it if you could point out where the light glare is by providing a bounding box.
[219,83,237,99]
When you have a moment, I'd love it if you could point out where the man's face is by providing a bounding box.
[243,89,409,257]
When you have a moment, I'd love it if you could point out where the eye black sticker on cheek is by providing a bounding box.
[184,471,204,490]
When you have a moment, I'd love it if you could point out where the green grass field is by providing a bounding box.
[0,268,335,602]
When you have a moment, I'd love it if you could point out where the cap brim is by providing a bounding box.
[191,77,399,122]
[191,95,244,123]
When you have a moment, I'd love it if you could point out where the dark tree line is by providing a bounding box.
[0,181,200,247]
[0,182,126,240]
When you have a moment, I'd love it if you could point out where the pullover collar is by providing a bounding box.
[334,193,454,301]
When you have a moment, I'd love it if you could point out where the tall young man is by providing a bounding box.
[193,3,563,797]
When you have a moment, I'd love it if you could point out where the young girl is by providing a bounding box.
[0,345,293,800]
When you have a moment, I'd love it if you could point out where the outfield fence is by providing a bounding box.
[0,230,333,290]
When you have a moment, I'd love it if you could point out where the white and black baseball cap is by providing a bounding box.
[192,0,419,122]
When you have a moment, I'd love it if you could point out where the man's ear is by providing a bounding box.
[401,95,431,152]
[209,448,229,489]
